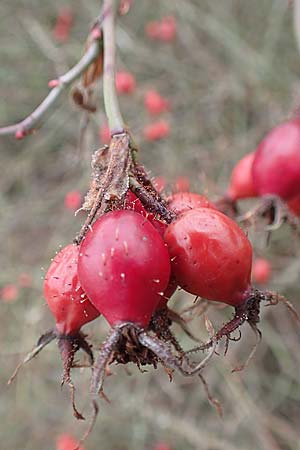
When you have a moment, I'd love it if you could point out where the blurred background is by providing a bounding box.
[1,1,300,449]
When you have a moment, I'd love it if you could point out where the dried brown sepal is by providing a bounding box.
[82,145,110,211]
[74,132,131,244]
[198,373,223,418]
[7,329,56,385]
[82,32,104,88]
[71,85,97,112]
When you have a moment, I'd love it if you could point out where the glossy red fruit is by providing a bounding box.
[164,208,252,306]
[226,152,257,201]
[78,210,171,327]
[252,119,300,200]
[144,90,169,115]
[44,244,100,335]
[144,121,170,141]
[115,71,136,94]
[56,433,85,450]
[64,190,82,211]
[124,191,167,236]
[168,192,216,215]
[288,194,300,215]
[99,122,110,144]
[252,258,271,285]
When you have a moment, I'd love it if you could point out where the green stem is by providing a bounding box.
[103,0,125,133]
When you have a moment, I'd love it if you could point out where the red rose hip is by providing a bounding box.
[164,208,252,306]
[78,210,171,327]
[252,119,300,200]
[44,244,100,335]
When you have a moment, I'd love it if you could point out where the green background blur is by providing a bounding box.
[1,1,300,450]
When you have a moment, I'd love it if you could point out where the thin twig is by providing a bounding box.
[102,0,125,132]
[0,23,103,137]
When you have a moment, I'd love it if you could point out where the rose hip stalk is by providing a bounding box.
[77,210,216,426]
[9,244,100,419]
[164,208,298,369]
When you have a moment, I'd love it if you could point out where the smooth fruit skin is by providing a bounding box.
[252,258,271,285]
[44,244,100,335]
[252,119,300,200]
[78,210,171,327]
[164,208,252,306]
[168,192,216,215]
[226,152,257,201]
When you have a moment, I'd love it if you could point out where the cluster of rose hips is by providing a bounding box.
[10,148,288,429]
[10,115,300,434]
[219,117,300,227]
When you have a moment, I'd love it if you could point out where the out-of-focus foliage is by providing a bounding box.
[1,1,300,450]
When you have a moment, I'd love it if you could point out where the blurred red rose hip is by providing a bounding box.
[64,191,82,211]
[144,121,170,141]
[144,90,169,115]
[115,71,136,94]
[252,258,271,285]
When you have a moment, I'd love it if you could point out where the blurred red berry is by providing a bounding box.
[145,16,176,42]
[56,433,84,450]
[144,121,170,141]
[18,272,32,288]
[252,258,272,285]
[64,190,82,211]
[153,176,166,193]
[174,176,190,193]
[115,71,136,94]
[1,284,19,303]
[99,122,111,144]
[53,8,73,43]
[158,16,177,42]
[145,21,161,39]
[153,442,172,450]
[144,90,170,115]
